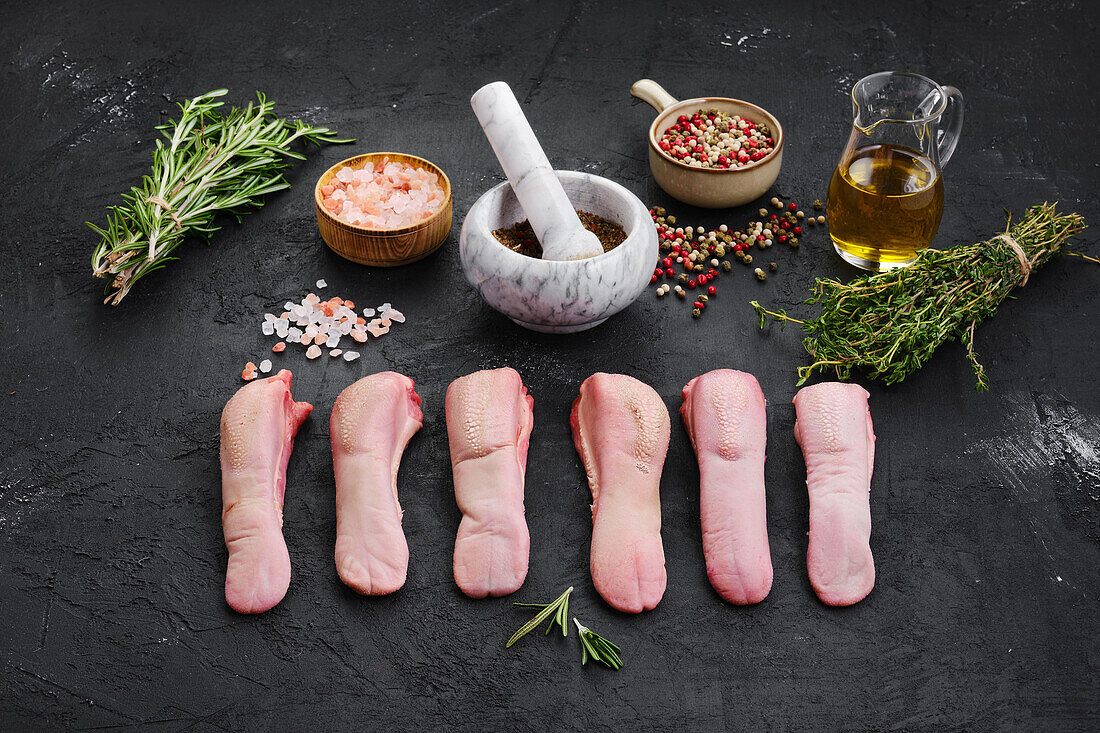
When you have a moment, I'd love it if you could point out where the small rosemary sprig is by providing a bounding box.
[573,618,623,670]
[506,586,572,647]
[88,89,353,305]
[752,203,1089,390]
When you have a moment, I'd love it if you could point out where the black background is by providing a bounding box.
[2,1,1098,730]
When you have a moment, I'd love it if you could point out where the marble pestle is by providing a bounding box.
[470,81,604,261]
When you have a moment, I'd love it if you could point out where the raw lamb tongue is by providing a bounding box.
[793,382,876,606]
[330,372,423,596]
[445,368,534,598]
[220,369,313,614]
[571,373,669,613]
[681,370,773,605]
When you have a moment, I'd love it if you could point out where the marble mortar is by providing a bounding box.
[460,171,656,333]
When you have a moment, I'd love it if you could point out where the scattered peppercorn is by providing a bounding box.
[754,267,767,281]
[692,308,702,318]
[769,262,778,272]
[813,200,823,210]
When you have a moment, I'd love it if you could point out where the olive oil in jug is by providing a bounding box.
[826,143,944,268]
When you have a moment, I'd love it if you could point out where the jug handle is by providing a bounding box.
[938,86,964,167]
[631,79,679,113]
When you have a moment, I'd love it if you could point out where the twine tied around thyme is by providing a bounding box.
[994,231,1031,287]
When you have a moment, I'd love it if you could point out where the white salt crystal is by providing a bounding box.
[379,302,391,312]
[343,351,360,362]
[264,313,277,323]
[326,332,340,348]
[259,359,272,374]
[384,309,406,323]
[338,321,352,335]
[287,327,303,341]
[274,318,289,329]
[304,324,318,338]
[284,301,296,311]
[362,308,375,318]
[262,321,275,336]
[316,279,327,289]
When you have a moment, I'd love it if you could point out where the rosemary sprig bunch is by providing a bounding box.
[573,618,623,670]
[88,89,352,304]
[752,203,1088,390]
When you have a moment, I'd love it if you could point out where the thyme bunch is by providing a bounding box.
[752,203,1087,390]
[88,89,352,304]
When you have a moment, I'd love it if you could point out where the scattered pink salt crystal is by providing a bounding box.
[306,345,322,359]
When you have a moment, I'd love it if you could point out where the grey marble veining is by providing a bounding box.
[460,171,656,333]
[470,82,604,261]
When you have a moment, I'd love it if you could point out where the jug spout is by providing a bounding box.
[848,71,964,167]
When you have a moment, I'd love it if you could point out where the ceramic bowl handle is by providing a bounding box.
[937,85,964,167]
[631,79,679,113]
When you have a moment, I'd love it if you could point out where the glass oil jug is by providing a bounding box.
[826,71,963,270]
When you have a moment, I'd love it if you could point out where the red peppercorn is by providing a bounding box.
[694,145,704,154]
[678,115,688,123]
[687,279,697,289]
[694,301,705,309]
[737,153,750,163]
[654,267,663,277]
[780,220,790,229]
[757,235,766,242]
[707,285,717,295]
[793,227,802,234]
[659,141,671,151]
[708,244,716,253]
[778,235,787,243]
[766,137,773,145]
[789,202,797,211]
[748,139,757,148]
[650,275,658,284]
[665,268,675,277]
[718,155,728,165]
[662,257,672,268]
[770,214,778,221]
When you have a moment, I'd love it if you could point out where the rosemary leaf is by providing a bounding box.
[506,586,573,648]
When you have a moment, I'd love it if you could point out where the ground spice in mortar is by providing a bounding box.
[493,210,627,258]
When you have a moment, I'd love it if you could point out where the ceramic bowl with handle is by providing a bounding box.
[460,170,655,333]
[631,79,784,208]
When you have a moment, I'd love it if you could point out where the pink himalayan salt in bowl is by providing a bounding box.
[320,157,446,230]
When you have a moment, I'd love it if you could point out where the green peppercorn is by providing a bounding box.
[715,245,725,257]
[660,242,672,251]
[655,206,666,216]
[754,267,767,281]
[692,308,702,318]
[758,208,768,217]
[789,237,799,248]
[744,254,753,264]
[666,215,676,224]
[769,262,778,272]
[677,274,688,284]
[698,294,709,303]
[813,200,823,210]
[721,260,732,271]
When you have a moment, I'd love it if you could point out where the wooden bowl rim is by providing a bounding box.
[646,96,784,174]
[314,152,453,235]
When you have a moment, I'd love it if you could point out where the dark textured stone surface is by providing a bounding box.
[1,1,1098,730]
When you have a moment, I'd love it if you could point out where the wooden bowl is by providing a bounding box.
[631,79,784,208]
[314,152,452,266]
